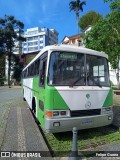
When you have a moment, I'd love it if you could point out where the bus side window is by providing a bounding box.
[35,59,40,75]
[39,53,48,87]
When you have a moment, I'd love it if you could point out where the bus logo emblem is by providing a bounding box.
[85,101,91,109]
[86,94,90,99]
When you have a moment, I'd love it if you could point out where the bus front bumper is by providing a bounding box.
[45,113,113,133]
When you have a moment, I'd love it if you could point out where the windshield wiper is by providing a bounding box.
[88,75,102,88]
[69,74,102,88]
[94,80,102,88]
[69,77,85,87]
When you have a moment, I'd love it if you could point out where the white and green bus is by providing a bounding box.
[22,45,113,133]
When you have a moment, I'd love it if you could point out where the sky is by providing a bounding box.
[0,0,111,43]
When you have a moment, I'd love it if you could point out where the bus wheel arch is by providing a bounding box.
[32,97,40,124]
[32,97,36,114]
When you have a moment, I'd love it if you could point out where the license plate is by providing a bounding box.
[81,119,93,125]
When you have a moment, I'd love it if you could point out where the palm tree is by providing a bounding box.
[69,0,86,36]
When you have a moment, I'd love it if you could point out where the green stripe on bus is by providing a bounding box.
[45,86,69,110]
[103,89,113,107]
[32,77,69,129]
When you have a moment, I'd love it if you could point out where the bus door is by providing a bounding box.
[38,52,48,127]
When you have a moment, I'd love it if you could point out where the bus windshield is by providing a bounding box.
[48,51,110,87]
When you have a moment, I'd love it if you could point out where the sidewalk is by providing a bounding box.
[0,89,52,160]
[1,106,52,160]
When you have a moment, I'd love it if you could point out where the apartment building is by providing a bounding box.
[22,27,58,54]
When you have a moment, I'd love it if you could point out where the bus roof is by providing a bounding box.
[23,44,108,71]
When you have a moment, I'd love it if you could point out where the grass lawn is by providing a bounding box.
[43,125,120,157]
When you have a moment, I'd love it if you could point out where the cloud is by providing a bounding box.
[37,0,62,25]
[40,0,60,15]
[38,12,60,26]
[0,0,63,29]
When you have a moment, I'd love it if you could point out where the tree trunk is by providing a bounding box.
[8,54,11,88]
[118,56,120,89]
[76,7,80,46]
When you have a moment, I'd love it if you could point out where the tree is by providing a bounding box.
[12,55,24,83]
[78,11,103,30]
[0,28,6,85]
[85,11,120,87]
[104,0,120,11]
[69,0,86,34]
[0,15,25,87]
[0,28,6,55]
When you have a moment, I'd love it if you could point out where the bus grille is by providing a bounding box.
[70,109,101,117]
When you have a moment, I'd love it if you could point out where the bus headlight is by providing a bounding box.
[102,107,112,114]
[108,116,112,120]
[46,110,70,118]
[60,111,66,116]
[53,111,59,116]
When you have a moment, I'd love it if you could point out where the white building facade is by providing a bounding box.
[13,29,23,55]
[22,27,58,54]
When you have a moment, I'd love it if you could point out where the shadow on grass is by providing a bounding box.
[47,125,119,157]
[53,124,118,141]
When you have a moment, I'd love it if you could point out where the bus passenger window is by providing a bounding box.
[40,60,47,86]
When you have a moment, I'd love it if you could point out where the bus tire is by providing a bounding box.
[23,90,26,101]
[23,97,26,101]
[35,118,40,125]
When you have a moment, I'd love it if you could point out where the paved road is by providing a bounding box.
[0,87,120,160]
[0,87,52,160]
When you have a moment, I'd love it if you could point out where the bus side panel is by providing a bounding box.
[23,78,33,108]
[32,76,39,117]
[38,87,45,128]
[32,76,45,128]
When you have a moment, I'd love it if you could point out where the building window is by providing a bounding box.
[28,36,38,41]
[41,28,45,32]
[28,47,38,52]
[28,41,38,46]
[40,40,43,43]
[27,31,38,35]
[40,46,43,49]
